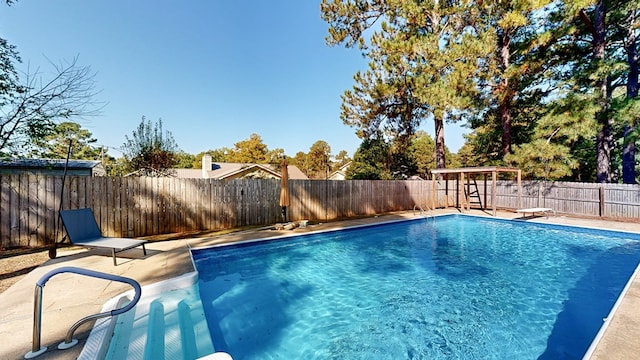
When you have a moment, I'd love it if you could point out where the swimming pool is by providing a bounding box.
[192,214,640,359]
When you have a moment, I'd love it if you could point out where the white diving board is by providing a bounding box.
[516,207,556,218]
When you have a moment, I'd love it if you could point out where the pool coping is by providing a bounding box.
[1,209,639,359]
[191,212,640,360]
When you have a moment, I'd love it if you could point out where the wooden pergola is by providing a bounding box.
[430,166,522,216]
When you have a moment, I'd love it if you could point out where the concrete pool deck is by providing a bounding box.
[1,209,639,359]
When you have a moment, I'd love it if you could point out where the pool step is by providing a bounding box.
[80,273,232,360]
[108,289,215,360]
[144,300,165,359]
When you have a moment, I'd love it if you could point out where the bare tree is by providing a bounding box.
[0,55,102,157]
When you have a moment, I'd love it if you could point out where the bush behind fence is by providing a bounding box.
[1,175,639,249]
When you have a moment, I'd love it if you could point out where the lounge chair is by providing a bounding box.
[516,207,556,218]
[59,208,147,266]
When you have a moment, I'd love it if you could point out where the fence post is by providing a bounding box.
[599,186,605,217]
[538,182,543,207]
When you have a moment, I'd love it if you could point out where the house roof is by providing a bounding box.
[286,165,307,180]
[0,158,102,169]
[172,163,308,180]
[211,163,280,179]
[328,170,346,180]
[328,161,352,180]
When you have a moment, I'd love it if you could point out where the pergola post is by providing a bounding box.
[491,170,497,216]
[483,173,487,210]
[431,174,436,210]
[456,174,460,209]
[465,172,470,211]
[517,169,522,209]
[445,174,449,208]
[460,172,465,211]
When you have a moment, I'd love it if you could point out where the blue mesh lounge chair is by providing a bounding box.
[59,208,147,266]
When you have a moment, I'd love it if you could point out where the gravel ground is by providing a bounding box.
[0,249,51,293]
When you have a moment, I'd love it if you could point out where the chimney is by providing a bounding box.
[202,154,212,179]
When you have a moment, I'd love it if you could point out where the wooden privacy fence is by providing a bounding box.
[432,179,640,218]
[0,175,432,249]
[2,174,639,249]
[494,180,640,218]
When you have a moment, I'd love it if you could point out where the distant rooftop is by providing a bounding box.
[172,161,308,180]
[0,158,105,176]
[0,158,102,169]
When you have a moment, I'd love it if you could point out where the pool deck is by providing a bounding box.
[1,209,639,360]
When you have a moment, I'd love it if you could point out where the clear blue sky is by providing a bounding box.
[0,1,467,158]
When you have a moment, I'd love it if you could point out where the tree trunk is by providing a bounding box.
[596,125,613,183]
[499,93,513,156]
[434,113,446,171]
[622,15,639,184]
[498,30,513,156]
[592,0,612,183]
[622,125,636,183]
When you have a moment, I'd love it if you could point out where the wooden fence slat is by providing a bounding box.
[153,177,161,235]
[18,175,28,247]
[28,174,40,247]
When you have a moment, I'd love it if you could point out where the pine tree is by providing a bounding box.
[613,0,640,183]
[323,0,490,170]
[226,133,269,163]
[29,121,101,160]
[470,0,554,158]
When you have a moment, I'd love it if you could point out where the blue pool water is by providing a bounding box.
[191,215,640,359]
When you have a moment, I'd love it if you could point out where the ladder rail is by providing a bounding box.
[464,176,483,209]
[413,204,435,224]
[25,266,142,359]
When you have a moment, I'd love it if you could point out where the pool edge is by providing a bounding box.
[582,262,640,360]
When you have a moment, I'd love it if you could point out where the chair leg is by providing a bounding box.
[142,244,147,256]
[112,249,117,266]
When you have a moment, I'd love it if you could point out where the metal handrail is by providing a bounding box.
[413,204,435,224]
[25,266,142,359]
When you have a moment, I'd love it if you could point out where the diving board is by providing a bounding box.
[516,207,556,218]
